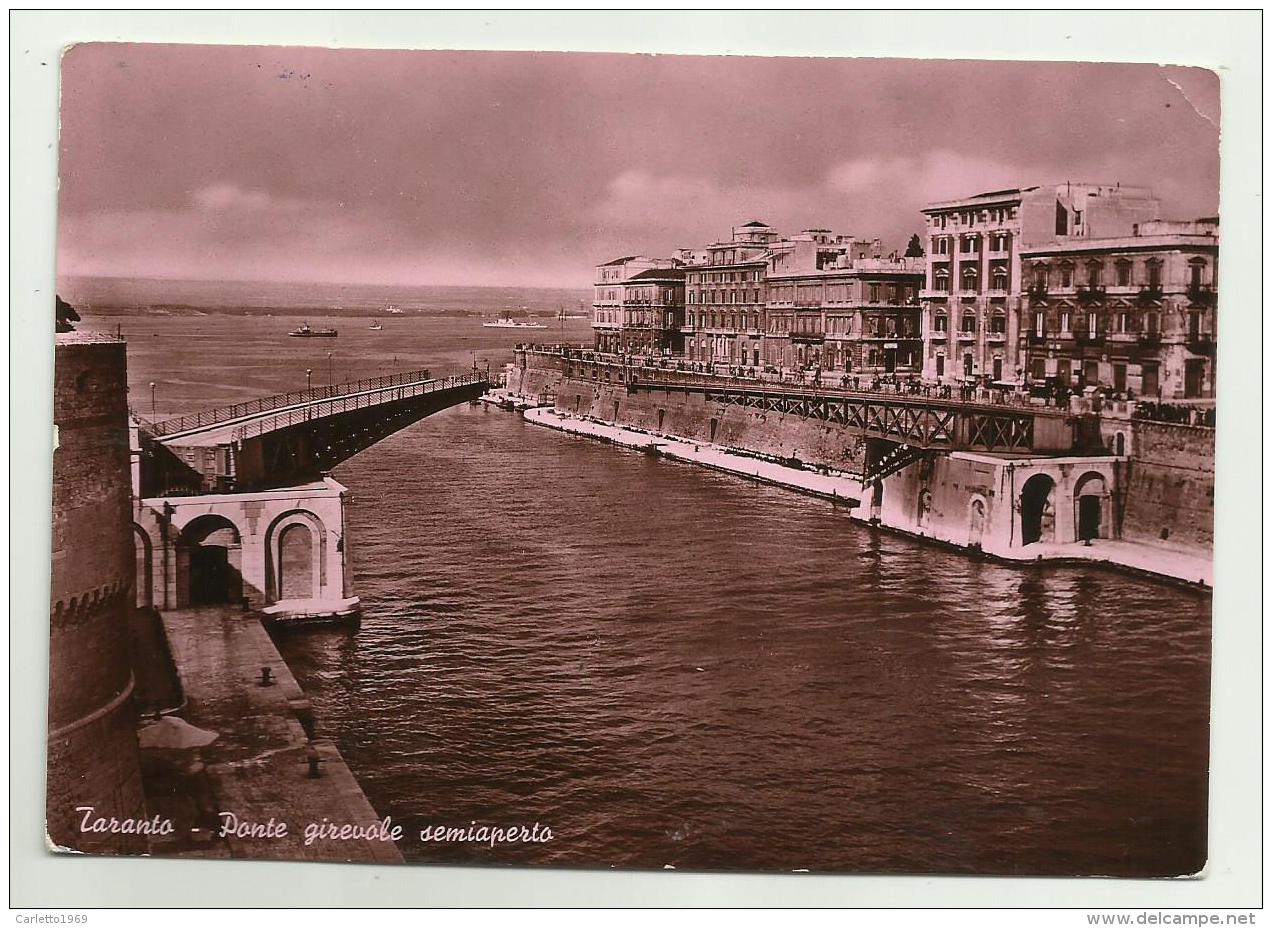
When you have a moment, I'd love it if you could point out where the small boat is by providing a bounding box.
[369,322,383,331]
[386,304,404,315]
[288,321,338,338]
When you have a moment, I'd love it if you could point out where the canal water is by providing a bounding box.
[81,303,1211,877]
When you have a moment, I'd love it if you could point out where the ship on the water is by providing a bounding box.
[288,321,338,338]
[483,310,547,329]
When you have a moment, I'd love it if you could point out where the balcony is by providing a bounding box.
[1137,285,1165,306]
[1186,333,1216,355]
[1187,284,1217,307]
[1026,284,1049,305]
[1076,285,1107,307]
[1027,333,1049,345]
[1073,330,1106,347]
[1137,331,1162,348]
[986,330,1008,342]
[789,330,825,342]
[920,288,951,300]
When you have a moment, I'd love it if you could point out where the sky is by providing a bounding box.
[57,44,1221,290]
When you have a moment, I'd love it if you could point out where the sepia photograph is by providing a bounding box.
[42,32,1228,888]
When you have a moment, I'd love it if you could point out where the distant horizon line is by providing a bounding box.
[56,272,592,292]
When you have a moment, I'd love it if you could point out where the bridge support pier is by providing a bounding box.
[133,477,359,623]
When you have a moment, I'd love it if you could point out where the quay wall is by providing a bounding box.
[509,350,1215,563]
[1115,420,1214,553]
[508,353,868,470]
[48,335,148,853]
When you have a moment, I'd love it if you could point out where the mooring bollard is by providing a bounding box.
[259,667,274,687]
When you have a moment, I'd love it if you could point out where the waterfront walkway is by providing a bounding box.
[141,606,403,863]
[522,406,1212,589]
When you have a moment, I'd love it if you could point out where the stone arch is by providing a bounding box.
[264,509,327,604]
[132,524,153,608]
[178,514,243,606]
[1019,473,1056,546]
[1073,471,1110,543]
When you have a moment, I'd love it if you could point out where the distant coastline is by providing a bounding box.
[55,275,591,319]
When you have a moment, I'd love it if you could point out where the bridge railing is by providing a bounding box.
[228,373,487,442]
[521,348,1060,415]
[147,368,436,437]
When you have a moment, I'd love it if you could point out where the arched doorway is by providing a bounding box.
[180,515,243,606]
[968,497,987,549]
[278,523,315,601]
[1019,474,1056,546]
[1074,472,1108,543]
[916,488,933,529]
[133,525,153,608]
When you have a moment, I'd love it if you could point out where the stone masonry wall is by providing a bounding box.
[48,335,148,853]
[1119,421,1214,553]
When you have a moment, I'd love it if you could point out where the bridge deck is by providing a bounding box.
[156,373,486,447]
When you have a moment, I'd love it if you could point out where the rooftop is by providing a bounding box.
[627,267,686,281]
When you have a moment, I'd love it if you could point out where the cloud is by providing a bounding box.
[191,183,274,212]
[827,152,1028,205]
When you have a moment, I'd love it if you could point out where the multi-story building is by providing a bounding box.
[920,183,1160,384]
[682,221,782,369]
[763,230,924,375]
[592,255,680,353]
[1018,218,1218,399]
[616,266,686,356]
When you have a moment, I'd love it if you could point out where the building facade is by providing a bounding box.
[763,231,923,376]
[1018,218,1218,399]
[616,266,686,356]
[920,183,1160,385]
[682,221,782,369]
[593,255,680,354]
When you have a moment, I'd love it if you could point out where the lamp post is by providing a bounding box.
[149,382,156,417]
[306,369,313,391]
[327,351,334,385]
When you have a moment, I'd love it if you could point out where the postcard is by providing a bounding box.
[48,42,1218,878]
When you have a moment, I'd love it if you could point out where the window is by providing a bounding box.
[935,268,950,292]
[991,311,1006,334]
[961,310,977,334]
[1034,312,1045,337]
[1115,312,1129,333]
[1086,260,1102,287]
[1060,311,1071,334]
[1032,265,1048,289]
[934,311,948,334]
[1059,264,1074,288]
[869,283,881,303]
[1116,260,1132,287]
[991,267,1009,292]
[961,266,979,292]
[1147,259,1163,289]
[1189,260,1206,288]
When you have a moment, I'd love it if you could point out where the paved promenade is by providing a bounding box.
[523,406,1212,589]
[142,607,404,863]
